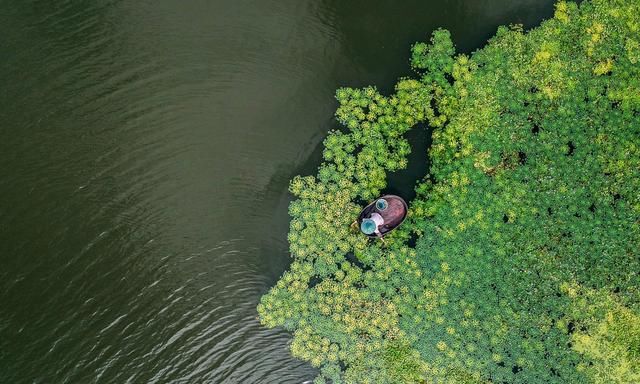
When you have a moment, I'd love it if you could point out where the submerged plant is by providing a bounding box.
[258,0,640,382]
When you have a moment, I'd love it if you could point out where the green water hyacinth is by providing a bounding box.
[258,0,640,382]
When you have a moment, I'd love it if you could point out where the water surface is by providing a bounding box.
[0,1,555,382]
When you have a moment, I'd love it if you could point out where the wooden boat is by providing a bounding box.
[357,195,408,238]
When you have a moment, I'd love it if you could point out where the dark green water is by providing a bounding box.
[0,1,555,382]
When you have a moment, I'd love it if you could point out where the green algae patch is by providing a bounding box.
[258,1,640,382]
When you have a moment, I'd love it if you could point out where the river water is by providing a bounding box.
[0,1,555,382]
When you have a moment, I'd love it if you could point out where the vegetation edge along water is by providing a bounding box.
[258,0,640,382]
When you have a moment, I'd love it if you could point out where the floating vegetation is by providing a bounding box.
[258,0,640,382]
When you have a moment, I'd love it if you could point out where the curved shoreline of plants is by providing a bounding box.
[258,1,640,383]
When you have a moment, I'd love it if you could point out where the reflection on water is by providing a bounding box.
[0,0,554,382]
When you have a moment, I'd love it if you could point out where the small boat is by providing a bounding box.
[357,195,408,238]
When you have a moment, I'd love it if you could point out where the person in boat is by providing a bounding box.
[358,198,391,238]
[360,211,385,237]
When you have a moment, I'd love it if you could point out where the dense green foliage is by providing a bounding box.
[258,0,640,382]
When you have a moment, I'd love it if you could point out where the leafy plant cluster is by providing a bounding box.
[258,0,640,383]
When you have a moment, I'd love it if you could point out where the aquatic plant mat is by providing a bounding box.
[258,0,640,382]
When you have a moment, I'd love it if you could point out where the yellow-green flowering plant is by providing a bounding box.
[258,0,640,382]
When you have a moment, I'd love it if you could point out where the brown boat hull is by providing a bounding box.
[357,195,408,238]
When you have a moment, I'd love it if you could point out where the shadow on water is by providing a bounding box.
[385,123,433,202]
